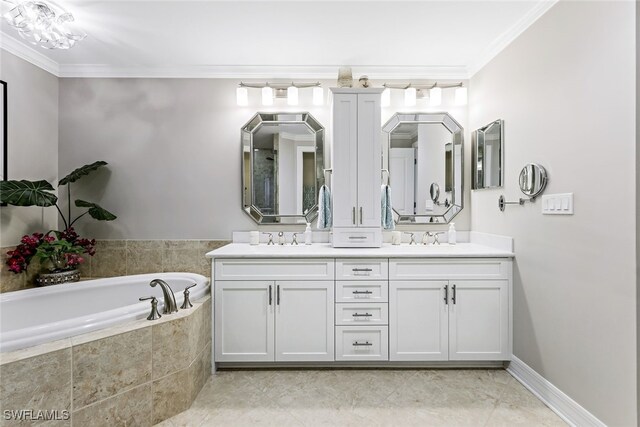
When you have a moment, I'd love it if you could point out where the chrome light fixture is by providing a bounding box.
[287,85,298,106]
[404,86,416,107]
[383,82,467,107]
[236,82,322,106]
[2,0,86,49]
[429,85,442,106]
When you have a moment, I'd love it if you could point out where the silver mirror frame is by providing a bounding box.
[472,119,504,190]
[518,163,547,198]
[382,112,464,224]
[241,112,325,224]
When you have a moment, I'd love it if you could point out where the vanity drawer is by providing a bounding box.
[332,228,382,248]
[389,259,510,280]
[335,326,389,361]
[336,303,388,326]
[336,281,388,303]
[336,259,388,280]
[214,259,334,281]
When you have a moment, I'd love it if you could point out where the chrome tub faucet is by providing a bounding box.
[150,279,178,314]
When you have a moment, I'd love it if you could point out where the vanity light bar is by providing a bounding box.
[382,82,467,107]
[237,82,323,106]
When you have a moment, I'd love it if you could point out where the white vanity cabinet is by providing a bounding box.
[331,88,383,247]
[214,259,335,362]
[389,259,512,361]
[210,249,513,366]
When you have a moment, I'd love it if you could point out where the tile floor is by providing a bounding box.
[158,369,566,426]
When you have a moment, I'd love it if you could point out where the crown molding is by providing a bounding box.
[57,64,469,79]
[0,32,60,76]
[467,0,558,77]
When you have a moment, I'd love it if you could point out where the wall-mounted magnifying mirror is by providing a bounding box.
[241,112,324,224]
[382,112,463,224]
[472,119,503,190]
[519,163,547,198]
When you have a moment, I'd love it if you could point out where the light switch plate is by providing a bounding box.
[542,193,573,215]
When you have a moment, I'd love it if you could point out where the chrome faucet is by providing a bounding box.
[263,232,274,245]
[404,232,417,245]
[291,232,300,245]
[150,279,178,314]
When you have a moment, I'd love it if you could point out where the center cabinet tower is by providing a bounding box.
[330,88,384,248]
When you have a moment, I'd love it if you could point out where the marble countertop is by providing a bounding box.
[206,243,514,259]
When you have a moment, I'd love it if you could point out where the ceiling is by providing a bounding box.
[0,0,557,78]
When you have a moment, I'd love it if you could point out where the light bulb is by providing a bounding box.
[381,88,391,107]
[455,86,467,105]
[313,87,324,106]
[404,87,416,107]
[236,87,248,106]
[287,86,298,106]
[430,86,442,106]
[262,86,273,106]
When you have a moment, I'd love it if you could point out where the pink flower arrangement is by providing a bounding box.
[6,228,96,274]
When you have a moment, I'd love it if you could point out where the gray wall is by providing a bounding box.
[0,51,59,246]
[469,2,636,425]
[58,78,469,239]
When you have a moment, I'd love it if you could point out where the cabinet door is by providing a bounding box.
[332,93,359,227]
[389,281,448,361]
[275,281,335,361]
[448,280,509,360]
[356,93,382,227]
[214,281,274,362]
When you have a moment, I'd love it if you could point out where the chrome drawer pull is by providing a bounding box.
[348,236,367,240]
[352,268,373,272]
[353,341,373,347]
[352,290,373,295]
[352,313,373,317]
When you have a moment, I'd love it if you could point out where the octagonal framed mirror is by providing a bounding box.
[382,112,464,224]
[242,112,325,224]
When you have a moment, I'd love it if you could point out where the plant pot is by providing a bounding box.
[36,269,80,287]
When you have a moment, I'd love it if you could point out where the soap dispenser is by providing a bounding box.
[448,223,457,245]
[304,223,313,245]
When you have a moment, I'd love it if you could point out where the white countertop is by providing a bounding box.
[206,243,514,259]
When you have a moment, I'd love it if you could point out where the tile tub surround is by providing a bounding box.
[0,240,230,293]
[160,369,566,427]
[0,296,212,427]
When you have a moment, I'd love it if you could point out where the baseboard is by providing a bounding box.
[507,356,606,427]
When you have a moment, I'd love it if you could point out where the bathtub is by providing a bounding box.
[0,272,210,353]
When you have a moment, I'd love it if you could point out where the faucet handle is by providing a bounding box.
[433,231,445,245]
[291,233,300,245]
[404,232,416,245]
[262,232,274,245]
[180,284,196,309]
[139,296,162,320]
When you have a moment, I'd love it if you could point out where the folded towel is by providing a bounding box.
[317,184,332,229]
[381,184,395,230]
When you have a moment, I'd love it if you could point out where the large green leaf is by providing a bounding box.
[59,161,108,186]
[75,200,117,221]
[0,180,58,207]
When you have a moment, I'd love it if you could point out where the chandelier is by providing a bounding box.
[2,1,86,49]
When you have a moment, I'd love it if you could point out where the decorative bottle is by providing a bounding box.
[448,223,457,245]
[304,223,313,245]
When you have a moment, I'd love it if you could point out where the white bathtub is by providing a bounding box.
[0,273,210,353]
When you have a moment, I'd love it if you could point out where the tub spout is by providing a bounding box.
[149,279,178,314]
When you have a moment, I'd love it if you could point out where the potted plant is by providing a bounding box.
[1,161,117,285]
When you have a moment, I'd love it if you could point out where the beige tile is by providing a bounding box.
[189,344,212,402]
[77,254,92,278]
[126,248,163,275]
[163,240,210,250]
[0,338,72,366]
[72,383,153,427]
[127,240,164,251]
[203,240,231,251]
[162,249,210,277]
[91,247,127,278]
[163,407,209,427]
[152,369,192,425]
[152,316,192,379]
[95,240,127,250]
[0,348,71,427]
[73,328,152,408]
